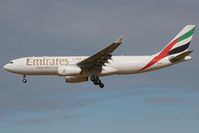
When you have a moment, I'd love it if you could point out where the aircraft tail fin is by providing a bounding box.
[139,25,196,71]
[157,25,196,56]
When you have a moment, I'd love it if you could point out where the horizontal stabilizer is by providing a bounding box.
[169,50,193,63]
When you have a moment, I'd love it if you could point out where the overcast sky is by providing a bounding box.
[0,0,199,133]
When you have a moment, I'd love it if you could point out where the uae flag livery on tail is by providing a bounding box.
[140,25,196,71]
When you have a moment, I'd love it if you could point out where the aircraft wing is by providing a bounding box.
[77,36,122,75]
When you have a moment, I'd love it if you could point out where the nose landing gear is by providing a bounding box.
[22,75,27,83]
[90,76,104,88]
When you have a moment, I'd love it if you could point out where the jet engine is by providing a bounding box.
[65,76,88,83]
[58,65,82,76]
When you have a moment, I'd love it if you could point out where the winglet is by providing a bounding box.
[114,36,123,44]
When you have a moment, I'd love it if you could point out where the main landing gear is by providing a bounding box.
[22,75,27,83]
[90,76,104,88]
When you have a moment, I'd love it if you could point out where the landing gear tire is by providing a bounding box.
[22,75,27,83]
[22,78,27,83]
[94,80,98,85]
[99,83,104,88]
[96,79,101,84]
[90,76,95,82]
[91,76,104,88]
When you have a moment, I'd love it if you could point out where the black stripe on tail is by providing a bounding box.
[168,42,190,56]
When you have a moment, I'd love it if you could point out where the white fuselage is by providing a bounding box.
[3,55,174,77]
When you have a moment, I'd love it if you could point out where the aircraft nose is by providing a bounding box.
[3,64,10,71]
[3,64,8,70]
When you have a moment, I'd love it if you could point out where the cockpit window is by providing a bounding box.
[9,61,13,64]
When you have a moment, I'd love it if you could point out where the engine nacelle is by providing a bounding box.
[65,76,88,83]
[58,65,82,76]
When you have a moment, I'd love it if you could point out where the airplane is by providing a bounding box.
[3,25,196,88]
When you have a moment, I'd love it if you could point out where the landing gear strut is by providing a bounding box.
[22,75,27,83]
[90,76,104,88]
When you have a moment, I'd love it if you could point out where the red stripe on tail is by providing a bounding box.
[140,38,178,71]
